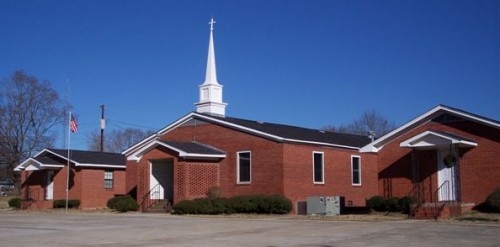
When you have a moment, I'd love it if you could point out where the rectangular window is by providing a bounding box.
[104,170,113,189]
[237,151,251,184]
[313,152,324,184]
[352,156,361,186]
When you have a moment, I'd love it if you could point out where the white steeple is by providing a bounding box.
[195,17,227,117]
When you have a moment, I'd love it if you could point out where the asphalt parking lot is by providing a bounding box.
[0,211,498,247]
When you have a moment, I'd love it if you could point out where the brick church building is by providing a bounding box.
[123,18,379,213]
[15,18,499,217]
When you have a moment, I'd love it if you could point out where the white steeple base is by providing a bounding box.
[195,101,227,117]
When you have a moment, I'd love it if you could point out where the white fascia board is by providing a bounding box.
[76,164,126,169]
[14,158,40,171]
[122,133,158,156]
[124,113,196,157]
[284,138,360,150]
[400,130,478,148]
[362,104,494,153]
[360,105,445,153]
[128,139,226,161]
[180,153,226,158]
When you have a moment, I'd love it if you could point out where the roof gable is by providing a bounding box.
[127,140,226,161]
[361,105,499,153]
[123,112,371,156]
[15,149,126,171]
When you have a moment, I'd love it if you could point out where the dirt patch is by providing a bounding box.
[450,211,500,223]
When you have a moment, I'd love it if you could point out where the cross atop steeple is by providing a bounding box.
[209,17,216,31]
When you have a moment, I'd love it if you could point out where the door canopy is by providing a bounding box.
[400,130,477,150]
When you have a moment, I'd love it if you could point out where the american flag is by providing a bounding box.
[70,114,78,133]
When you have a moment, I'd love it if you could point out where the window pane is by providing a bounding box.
[352,157,361,185]
[314,153,323,183]
[352,171,360,184]
[239,152,251,183]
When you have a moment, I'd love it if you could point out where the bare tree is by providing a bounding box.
[87,128,154,153]
[323,110,396,139]
[0,71,65,184]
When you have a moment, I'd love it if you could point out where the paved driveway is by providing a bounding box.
[0,211,498,247]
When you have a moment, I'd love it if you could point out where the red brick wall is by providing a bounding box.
[21,165,126,209]
[127,120,380,213]
[164,122,285,198]
[283,144,379,208]
[79,168,126,209]
[377,119,500,206]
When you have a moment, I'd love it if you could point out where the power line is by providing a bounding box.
[106,119,157,131]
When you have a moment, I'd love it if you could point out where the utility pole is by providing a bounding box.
[100,105,105,152]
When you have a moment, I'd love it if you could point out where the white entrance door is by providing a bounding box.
[150,162,167,200]
[437,150,458,201]
[46,171,54,200]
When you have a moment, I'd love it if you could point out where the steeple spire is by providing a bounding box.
[195,17,227,117]
[203,17,219,85]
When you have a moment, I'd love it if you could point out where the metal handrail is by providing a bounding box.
[21,187,39,209]
[141,183,162,212]
[407,183,424,217]
[433,181,451,219]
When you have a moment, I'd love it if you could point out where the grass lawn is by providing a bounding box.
[0,195,16,209]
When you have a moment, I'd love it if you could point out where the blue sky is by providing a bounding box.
[1,0,499,150]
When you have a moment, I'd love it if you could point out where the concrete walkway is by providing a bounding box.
[0,211,498,247]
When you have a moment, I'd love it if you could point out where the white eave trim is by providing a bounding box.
[15,158,64,171]
[128,139,226,161]
[400,130,478,148]
[125,112,365,157]
[360,105,499,153]
[76,164,126,169]
[284,138,360,150]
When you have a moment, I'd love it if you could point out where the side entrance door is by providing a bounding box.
[149,160,174,202]
[46,170,54,200]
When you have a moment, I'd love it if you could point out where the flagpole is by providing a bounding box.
[65,111,71,213]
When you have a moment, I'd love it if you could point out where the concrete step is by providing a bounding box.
[413,202,475,219]
[144,200,172,213]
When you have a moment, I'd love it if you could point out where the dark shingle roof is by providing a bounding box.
[37,149,126,166]
[204,114,371,148]
[158,141,226,155]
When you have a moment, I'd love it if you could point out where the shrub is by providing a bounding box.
[8,197,21,209]
[398,196,416,214]
[385,197,400,212]
[484,188,500,213]
[366,196,386,212]
[53,199,80,208]
[173,194,292,215]
[107,195,138,212]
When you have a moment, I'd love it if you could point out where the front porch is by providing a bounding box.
[400,130,478,219]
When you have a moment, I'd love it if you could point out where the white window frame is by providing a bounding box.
[351,155,361,186]
[313,151,325,184]
[104,170,114,189]
[237,151,251,184]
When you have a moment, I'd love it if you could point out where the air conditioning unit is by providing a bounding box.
[306,196,345,216]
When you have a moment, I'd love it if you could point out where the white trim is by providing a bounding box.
[400,130,478,148]
[15,158,64,171]
[237,151,252,184]
[127,139,226,161]
[76,164,126,169]
[313,151,325,184]
[361,105,499,153]
[284,138,360,150]
[124,112,363,161]
[351,155,362,186]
